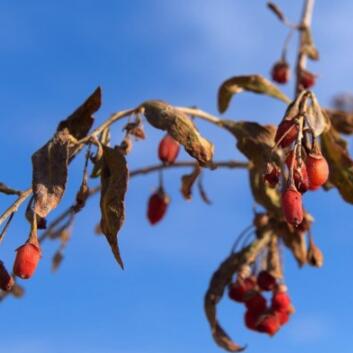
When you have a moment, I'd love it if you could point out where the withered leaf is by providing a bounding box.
[306,94,329,137]
[325,109,353,135]
[321,127,353,203]
[32,130,71,218]
[0,183,21,196]
[267,2,285,22]
[307,237,324,268]
[301,27,319,61]
[57,87,101,140]
[141,100,214,166]
[180,165,201,200]
[52,251,64,272]
[217,75,290,114]
[91,128,111,178]
[100,145,128,269]
[25,198,47,229]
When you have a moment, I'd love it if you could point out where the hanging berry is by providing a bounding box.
[281,185,303,226]
[147,187,170,225]
[299,70,317,89]
[306,152,329,190]
[228,277,257,303]
[271,61,290,84]
[257,270,277,291]
[13,242,42,279]
[158,134,180,165]
[0,261,14,291]
[275,120,299,148]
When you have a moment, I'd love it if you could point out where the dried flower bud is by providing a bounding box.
[281,185,303,226]
[275,120,299,148]
[0,261,14,291]
[271,61,290,84]
[147,188,170,225]
[13,242,42,279]
[158,134,180,165]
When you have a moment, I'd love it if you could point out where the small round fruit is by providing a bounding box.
[281,185,304,226]
[257,271,277,291]
[299,70,316,89]
[245,293,267,313]
[271,291,291,312]
[271,61,290,84]
[257,314,280,336]
[275,120,299,148]
[306,153,329,190]
[228,277,257,303]
[244,310,262,331]
[0,261,14,291]
[13,243,42,279]
[158,134,180,165]
[147,188,170,225]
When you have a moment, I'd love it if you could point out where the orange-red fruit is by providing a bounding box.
[275,310,290,326]
[147,189,170,225]
[244,310,262,331]
[0,261,14,291]
[13,243,41,279]
[281,185,303,226]
[257,271,277,291]
[271,61,290,84]
[228,277,257,303]
[306,153,329,190]
[271,291,291,312]
[158,134,180,165]
[257,314,280,336]
[245,293,267,313]
[300,70,316,89]
[275,120,299,148]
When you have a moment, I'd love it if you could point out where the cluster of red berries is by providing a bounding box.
[0,241,42,292]
[271,61,316,89]
[229,270,294,336]
[147,134,180,225]
[265,117,329,227]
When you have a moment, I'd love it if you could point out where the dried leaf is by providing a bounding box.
[325,109,353,135]
[217,75,290,113]
[91,129,111,178]
[141,100,214,166]
[306,94,329,137]
[57,87,101,140]
[52,251,64,272]
[100,146,128,269]
[301,27,319,61]
[266,235,282,279]
[180,165,201,200]
[205,229,272,352]
[321,127,353,203]
[32,130,71,218]
[25,199,47,229]
[267,2,285,22]
[307,236,323,267]
[0,183,21,196]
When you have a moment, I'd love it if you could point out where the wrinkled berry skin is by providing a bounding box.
[13,243,42,279]
[306,153,329,190]
[244,310,262,331]
[147,189,170,225]
[158,134,180,165]
[281,185,303,226]
[257,314,280,336]
[257,271,277,291]
[271,61,290,84]
[285,152,309,193]
[245,293,267,313]
[275,120,298,148]
[300,70,316,89]
[0,261,14,291]
[228,277,257,303]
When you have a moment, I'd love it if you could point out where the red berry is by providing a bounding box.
[275,310,290,326]
[245,293,267,313]
[275,120,298,148]
[244,310,262,331]
[0,261,14,291]
[271,291,291,312]
[271,61,290,84]
[300,70,316,89]
[285,152,309,193]
[257,314,280,336]
[228,277,257,303]
[147,188,170,225]
[257,271,277,291]
[281,185,303,226]
[13,243,42,279]
[264,163,281,188]
[306,153,329,190]
[158,134,180,165]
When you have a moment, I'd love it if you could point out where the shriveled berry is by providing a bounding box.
[306,153,329,190]
[275,120,298,148]
[257,271,277,291]
[228,277,257,303]
[257,314,280,336]
[13,243,42,279]
[281,185,303,226]
[264,163,281,188]
[271,291,291,312]
[245,293,267,313]
[0,261,14,291]
[158,134,180,165]
[147,188,170,225]
[271,61,290,84]
[244,310,262,331]
[285,152,309,193]
[299,70,316,89]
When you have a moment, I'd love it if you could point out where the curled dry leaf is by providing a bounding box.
[301,27,319,61]
[32,130,71,218]
[57,87,101,140]
[306,93,330,137]
[307,236,323,268]
[204,228,272,352]
[180,164,201,200]
[141,100,214,166]
[267,2,286,22]
[217,75,290,114]
[0,183,21,196]
[100,145,128,269]
[91,128,111,178]
[321,127,353,203]
[325,109,353,135]
[52,251,64,272]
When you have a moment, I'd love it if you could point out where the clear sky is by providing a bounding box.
[0,1,353,353]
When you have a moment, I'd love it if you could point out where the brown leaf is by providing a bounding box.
[90,128,111,178]
[0,183,21,196]
[32,130,71,218]
[307,236,324,268]
[267,2,285,22]
[325,109,353,135]
[100,145,128,269]
[321,127,353,203]
[301,27,319,61]
[306,94,329,137]
[217,75,290,114]
[141,100,214,166]
[57,87,101,140]
[180,165,201,200]
[52,251,64,272]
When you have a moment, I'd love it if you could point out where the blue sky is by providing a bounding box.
[0,1,353,353]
